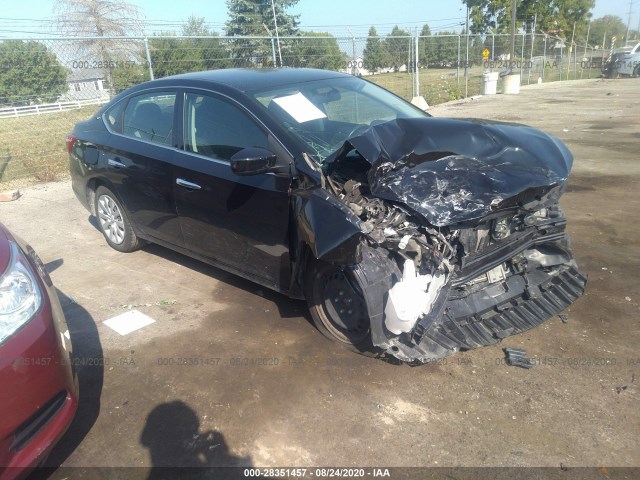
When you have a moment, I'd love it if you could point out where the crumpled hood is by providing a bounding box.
[327,117,573,226]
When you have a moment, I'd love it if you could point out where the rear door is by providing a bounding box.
[173,91,293,289]
[104,89,184,246]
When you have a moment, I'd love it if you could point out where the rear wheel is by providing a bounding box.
[305,260,375,354]
[95,186,142,253]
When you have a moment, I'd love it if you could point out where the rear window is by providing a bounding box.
[122,92,176,146]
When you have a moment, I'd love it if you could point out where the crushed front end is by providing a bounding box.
[322,117,587,363]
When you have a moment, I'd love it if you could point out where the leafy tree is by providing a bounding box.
[226,0,299,65]
[433,32,460,67]
[418,24,436,67]
[464,0,594,40]
[54,0,144,94]
[363,26,391,72]
[587,15,627,48]
[0,40,68,105]
[385,25,412,71]
[111,61,150,91]
[288,32,346,70]
[150,16,231,79]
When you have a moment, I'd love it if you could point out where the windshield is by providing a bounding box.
[252,76,427,162]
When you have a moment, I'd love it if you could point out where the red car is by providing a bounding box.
[0,223,78,479]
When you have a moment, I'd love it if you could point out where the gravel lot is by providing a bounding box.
[1,78,639,475]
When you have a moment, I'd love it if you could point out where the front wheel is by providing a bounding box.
[305,260,376,354]
[95,186,142,252]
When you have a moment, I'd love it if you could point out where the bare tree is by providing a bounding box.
[54,0,145,94]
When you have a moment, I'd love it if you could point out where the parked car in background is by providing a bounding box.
[0,224,78,479]
[603,40,640,77]
[68,68,586,363]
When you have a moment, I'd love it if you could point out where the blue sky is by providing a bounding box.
[0,0,638,38]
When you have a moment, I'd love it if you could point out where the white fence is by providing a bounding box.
[0,97,110,119]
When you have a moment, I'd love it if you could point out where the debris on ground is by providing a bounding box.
[0,190,21,202]
[625,296,631,302]
[503,347,535,369]
[558,313,569,323]
[616,386,627,394]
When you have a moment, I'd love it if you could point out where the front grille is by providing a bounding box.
[11,390,67,452]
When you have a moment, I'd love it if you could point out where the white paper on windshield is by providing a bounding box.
[272,92,327,123]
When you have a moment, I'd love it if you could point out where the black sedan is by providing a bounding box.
[68,68,586,363]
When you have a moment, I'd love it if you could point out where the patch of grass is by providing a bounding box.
[0,106,100,187]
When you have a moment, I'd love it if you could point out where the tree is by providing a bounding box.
[587,15,627,48]
[418,24,436,67]
[433,32,459,67]
[150,17,231,78]
[226,0,300,65]
[463,0,595,41]
[54,0,144,94]
[0,40,68,105]
[363,27,391,72]
[385,25,412,71]
[289,32,346,70]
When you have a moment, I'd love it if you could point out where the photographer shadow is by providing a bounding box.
[141,401,255,480]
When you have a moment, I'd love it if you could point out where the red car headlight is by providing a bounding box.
[0,241,43,345]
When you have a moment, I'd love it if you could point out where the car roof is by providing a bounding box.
[155,68,351,93]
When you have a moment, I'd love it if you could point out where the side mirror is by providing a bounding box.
[230,147,278,176]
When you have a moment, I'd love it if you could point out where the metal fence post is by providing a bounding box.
[415,33,420,97]
[492,33,495,61]
[144,37,154,81]
[520,31,525,73]
[457,35,461,85]
[542,35,547,82]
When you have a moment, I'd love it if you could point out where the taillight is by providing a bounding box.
[66,134,77,154]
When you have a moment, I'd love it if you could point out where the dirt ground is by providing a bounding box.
[1,78,639,475]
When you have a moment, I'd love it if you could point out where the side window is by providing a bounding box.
[103,99,125,133]
[122,91,176,146]
[184,93,269,160]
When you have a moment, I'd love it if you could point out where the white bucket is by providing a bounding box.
[482,72,499,95]
[502,74,521,94]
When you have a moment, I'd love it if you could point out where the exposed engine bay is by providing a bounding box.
[315,118,587,363]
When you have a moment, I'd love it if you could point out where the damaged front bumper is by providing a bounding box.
[350,231,587,364]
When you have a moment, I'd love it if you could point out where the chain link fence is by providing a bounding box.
[0,33,609,188]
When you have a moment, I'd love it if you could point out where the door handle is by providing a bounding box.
[108,158,126,168]
[176,178,202,190]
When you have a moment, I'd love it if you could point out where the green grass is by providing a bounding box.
[0,106,100,188]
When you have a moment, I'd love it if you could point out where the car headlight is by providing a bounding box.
[0,242,43,344]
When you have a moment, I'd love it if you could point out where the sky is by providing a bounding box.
[0,0,638,38]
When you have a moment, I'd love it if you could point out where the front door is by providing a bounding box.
[173,91,292,290]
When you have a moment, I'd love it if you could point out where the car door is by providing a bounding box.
[104,89,184,246]
[173,91,293,290]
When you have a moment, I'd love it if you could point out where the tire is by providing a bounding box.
[634,64,640,77]
[94,186,143,253]
[304,260,376,355]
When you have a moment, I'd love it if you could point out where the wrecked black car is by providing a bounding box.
[68,68,586,363]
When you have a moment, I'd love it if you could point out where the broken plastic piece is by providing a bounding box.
[503,347,535,369]
[384,259,446,335]
[398,235,411,250]
[558,313,569,323]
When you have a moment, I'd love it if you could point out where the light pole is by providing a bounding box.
[270,0,283,67]
[510,0,517,72]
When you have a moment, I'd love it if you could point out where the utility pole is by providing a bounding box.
[263,24,277,66]
[465,4,469,97]
[347,27,356,76]
[582,20,591,79]
[625,0,633,42]
[270,0,282,67]
[510,0,517,72]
